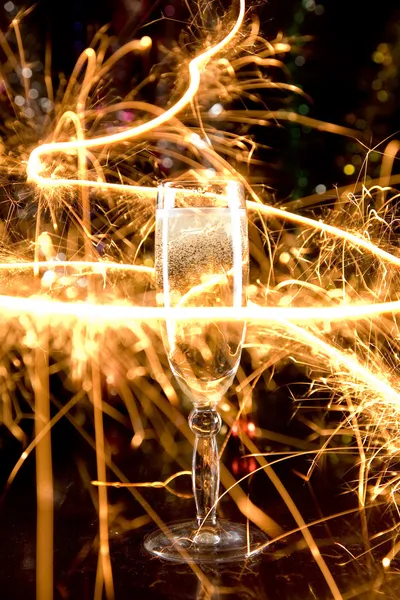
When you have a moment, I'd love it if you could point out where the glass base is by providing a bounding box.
[144,520,267,563]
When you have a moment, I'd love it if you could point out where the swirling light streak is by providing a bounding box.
[26,0,245,186]
[2,293,400,323]
[3,0,400,595]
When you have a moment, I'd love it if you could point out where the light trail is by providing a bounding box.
[246,200,400,270]
[26,0,246,187]
[2,294,400,323]
[0,260,154,274]
[8,0,400,594]
[284,321,400,409]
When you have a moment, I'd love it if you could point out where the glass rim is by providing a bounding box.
[156,179,246,209]
[157,179,244,190]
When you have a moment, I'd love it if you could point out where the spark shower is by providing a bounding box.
[0,1,400,599]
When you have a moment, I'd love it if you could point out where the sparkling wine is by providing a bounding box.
[155,206,248,405]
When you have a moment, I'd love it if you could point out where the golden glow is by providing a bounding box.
[1,0,400,595]
[2,294,400,323]
[26,0,246,189]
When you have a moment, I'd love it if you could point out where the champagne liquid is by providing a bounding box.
[155,207,248,405]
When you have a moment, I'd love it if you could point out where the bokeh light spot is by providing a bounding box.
[209,103,223,116]
[298,176,308,187]
[369,152,380,163]
[377,90,388,102]
[164,5,175,17]
[372,51,384,64]
[140,36,152,49]
[279,252,291,265]
[295,56,306,67]
[344,164,355,176]
[162,157,173,169]
[303,0,315,10]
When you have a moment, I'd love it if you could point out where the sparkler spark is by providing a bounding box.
[0,1,399,599]
[26,0,245,188]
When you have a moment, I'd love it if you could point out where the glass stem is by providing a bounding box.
[189,407,222,544]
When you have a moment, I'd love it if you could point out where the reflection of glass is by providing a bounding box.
[144,180,266,563]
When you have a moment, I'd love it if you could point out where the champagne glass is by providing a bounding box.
[144,180,266,562]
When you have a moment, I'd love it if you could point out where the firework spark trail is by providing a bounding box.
[246,200,400,270]
[49,396,216,596]
[34,338,53,600]
[26,0,246,186]
[77,54,116,600]
[23,1,269,597]
[14,200,400,332]
[18,96,400,596]
[92,355,114,600]
[1,293,400,322]
[1,391,86,496]
[4,0,400,595]
[284,321,400,412]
